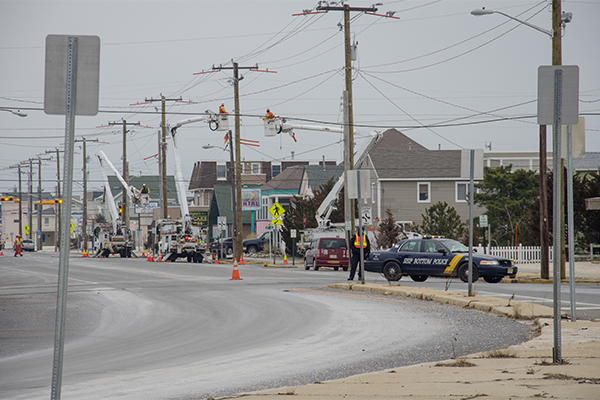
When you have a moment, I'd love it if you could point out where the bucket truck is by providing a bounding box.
[149,116,221,263]
[93,153,134,257]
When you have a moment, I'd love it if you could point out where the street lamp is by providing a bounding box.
[471,8,553,37]
[0,108,27,117]
[471,3,573,363]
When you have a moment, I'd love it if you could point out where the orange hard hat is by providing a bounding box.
[266,108,270,112]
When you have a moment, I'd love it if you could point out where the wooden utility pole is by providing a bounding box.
[74,138,99,254]
[209,62,274,261]
[299,3,397,238]
[133,96,183,219]
[108,120,141,240]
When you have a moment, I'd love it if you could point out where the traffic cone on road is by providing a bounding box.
[158,256,162,262]
[283,254,288,264]
[0,250,3,256]
[240,253,244,265]
[230,259,242,280]
[215,253,219,264]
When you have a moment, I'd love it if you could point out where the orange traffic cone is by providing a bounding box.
[230,259,242,280]
[215,253,219,264]
[240,253,244,265]
[283,254,288,264]
[149,254,154,262]
[158,256,162,262]
[0,250,3,256]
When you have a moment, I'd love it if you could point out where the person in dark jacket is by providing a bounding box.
[348,228,370,281]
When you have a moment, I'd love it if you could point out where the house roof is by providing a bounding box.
[573,152,600,171]
[189,161,218,191]
[369,149,463,179]
[261,165,305,193]
[303,165,344,190]
[370,129,428,153]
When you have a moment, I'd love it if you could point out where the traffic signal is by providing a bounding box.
[55,199,63,204]
[1,196,14,201]
[118,204,123,216]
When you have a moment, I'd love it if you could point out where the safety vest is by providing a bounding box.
[15,238,22,246]
[140,187,149,194]
[354,234,367,247]
[219,105,227,114]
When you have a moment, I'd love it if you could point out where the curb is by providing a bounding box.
[327,282,557,319]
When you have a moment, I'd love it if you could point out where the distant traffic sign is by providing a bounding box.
[271,218,282,226]
[269,202,285,219]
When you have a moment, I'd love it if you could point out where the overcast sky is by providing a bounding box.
[1,0,598,198]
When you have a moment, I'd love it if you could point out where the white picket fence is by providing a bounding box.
[474,245,553,264]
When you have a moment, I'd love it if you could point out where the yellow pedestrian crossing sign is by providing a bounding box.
[271,218,282,225]
[269,202,285,219]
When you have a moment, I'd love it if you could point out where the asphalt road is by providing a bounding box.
[383,273,600,320]
[1,253,529,400]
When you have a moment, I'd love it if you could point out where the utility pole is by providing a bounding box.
[299,3,397,238]
[209,62,273,261]
[132,96,184,219]
[28,159,33,240]
[107,120,141,240]
[74,138,99,254]
[37,158,42,251]
[55,149,61,252]
[18,165,23,236]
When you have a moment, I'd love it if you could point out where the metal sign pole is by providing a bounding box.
[51,36,78,400]
[566,124,576,322]
[552,68,563,363]
[468,149,475,296]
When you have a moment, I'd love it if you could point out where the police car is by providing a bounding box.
[364,237,517,283]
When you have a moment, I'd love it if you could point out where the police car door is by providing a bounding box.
[397,239,423,275]
[422,239,449,275]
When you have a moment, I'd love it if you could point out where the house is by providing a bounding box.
[359,129,485,226]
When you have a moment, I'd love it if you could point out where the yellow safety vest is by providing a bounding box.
[354,234,367,247]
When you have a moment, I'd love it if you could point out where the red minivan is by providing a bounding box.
[304,237,349,271]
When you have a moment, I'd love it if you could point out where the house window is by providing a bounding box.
[456,183,468,202]
[251,163,260,174]
[418,182,430,203]
[44,217,50,225]
[456,182,477,202]
[217,165,226,180]
[272,165,281,177]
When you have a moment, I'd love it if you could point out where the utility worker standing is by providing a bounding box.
[140,184,150,195]
[348,228,370,281]
[14,235,23,257]
[219,104,227,114]
[263,108,275,120]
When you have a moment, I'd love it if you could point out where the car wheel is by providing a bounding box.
[458,263,479,283]
[226,246,233,256]
[343,266,348,271]
[410,275,428,282]
[383,261,402,281]
[333,266,339,271]
[187,256,192,263]
[247,245,258,255]
[313,259,319,271]
[483,275,503,283]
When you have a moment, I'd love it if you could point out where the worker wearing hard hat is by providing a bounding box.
[219,104,227,114]
[14,235,23,257]
[140,184,149,195]
[263,108,275,120]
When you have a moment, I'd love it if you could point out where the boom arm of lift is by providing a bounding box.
[96,150,141,205]
[169,115,216,230]
[265,119,380,228]
[96,154,121,234]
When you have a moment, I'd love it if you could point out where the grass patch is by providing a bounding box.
[479,349,516,359]
[435,358,476,367]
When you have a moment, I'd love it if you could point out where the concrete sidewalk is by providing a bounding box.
[222,283,600,400]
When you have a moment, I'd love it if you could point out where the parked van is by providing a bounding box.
[304,237,349,271]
